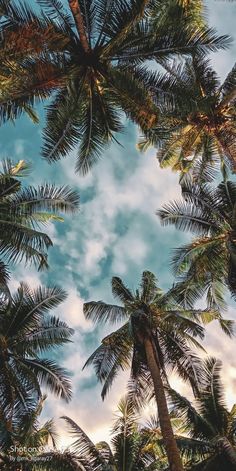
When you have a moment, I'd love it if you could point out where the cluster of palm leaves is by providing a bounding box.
[0,158,79,279]
[0,1,236,471]
[0,0,231,173]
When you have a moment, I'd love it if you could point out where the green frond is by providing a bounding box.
[167,387,215,440]
[140,270,159,303]
[199,358,229,436]
[9,184,80,214]
[0,282,73,423]
[111,276,134,303]
[83,323,133,399]
[0,158,79,271]
[23,358,72,402]
[83,300,127,325]
[62,416,105,467]
[157,199,218,235]
[220,62,236,104]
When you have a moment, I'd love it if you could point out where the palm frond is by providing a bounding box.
[22,358,72,402]
[111,276,134,303]
[62,416,105,468]
[83,300,127,324]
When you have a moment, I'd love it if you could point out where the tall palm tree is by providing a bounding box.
[158,178,236,305]
[23,395,163,471]
[139,56,236,183]
[82,271,229,471]
[0,1,229,174]
[0,158,79,277]
[168,358,236,470]
[0,282,73,435]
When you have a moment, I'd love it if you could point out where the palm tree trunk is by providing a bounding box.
[68,0,90,53]
[144,337,184,471]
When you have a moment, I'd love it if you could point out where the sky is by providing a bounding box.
[1,0,236,449]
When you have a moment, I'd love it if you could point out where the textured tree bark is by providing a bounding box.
[144,336,184,471]
[68,0,90,52]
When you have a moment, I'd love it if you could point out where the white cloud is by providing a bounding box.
[57,143,181,288]
[54,285,90,330]
[111,229,149,275]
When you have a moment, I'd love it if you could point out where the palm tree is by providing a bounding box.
[82,270,229,471]
[0,395,56,458]
[139,56,236,183]
[168,358,236,470]
[158,178,236,305]
[0,1,229,174]
[24,395,163,471]
[0,159,79,276]
[63,396,162,470]
[0,282,73,435]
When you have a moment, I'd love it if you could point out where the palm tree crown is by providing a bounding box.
[0,159,79,274]
[0,0,230,174]
[139,56,236,182]
[158,178,236,304]
[0,282,73,434]
[169,358,236,470]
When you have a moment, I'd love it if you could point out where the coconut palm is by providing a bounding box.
[0,158,79,276]
[158,178,236,305]
[139,56,236,183]
[24,395,163,471]
[168,358,236,470]
[82,270,230,471]
[0,282,73,434]
[0,1,229,174]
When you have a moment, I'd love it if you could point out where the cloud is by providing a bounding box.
[207,0,236,80]
[56,138,181,293]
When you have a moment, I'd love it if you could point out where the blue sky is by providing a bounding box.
[2,0,236,446]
